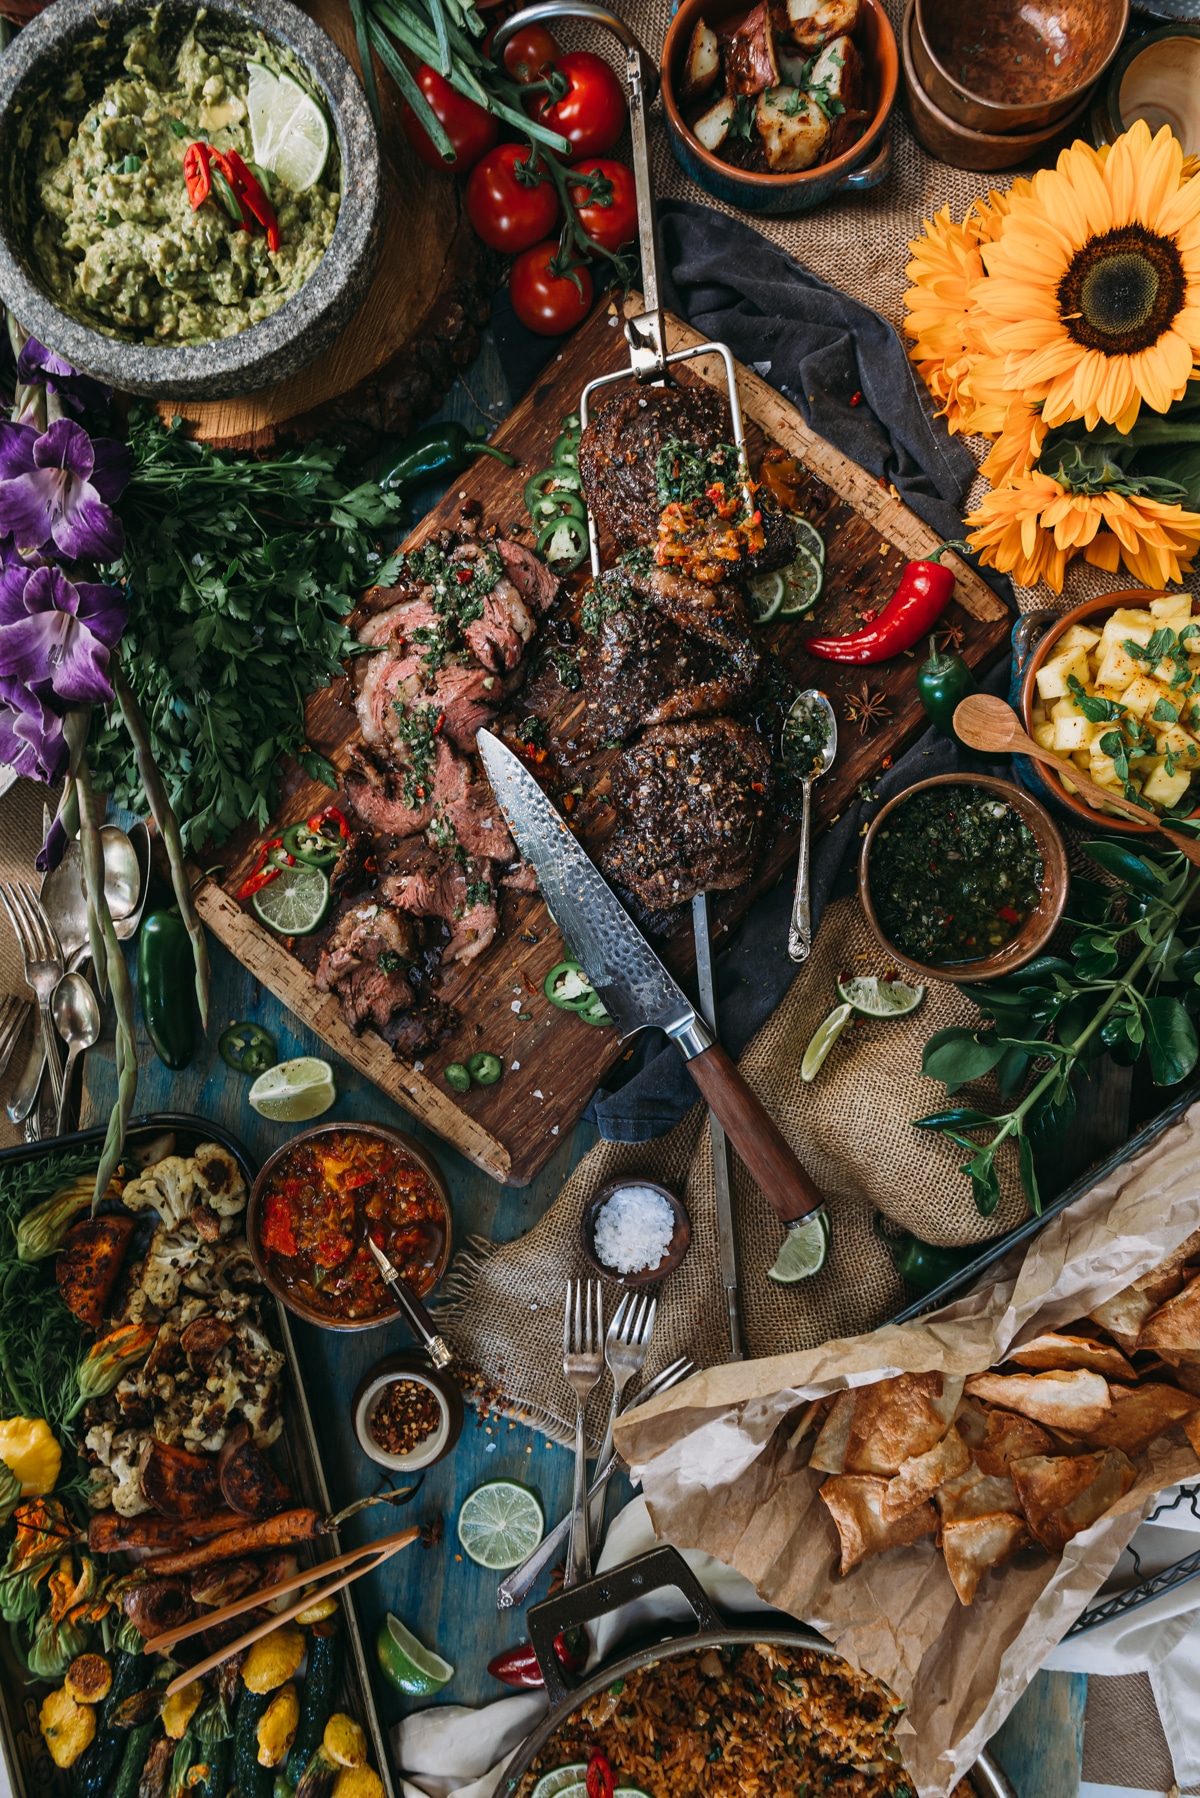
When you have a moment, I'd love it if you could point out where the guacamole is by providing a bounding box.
[31,16,340,345]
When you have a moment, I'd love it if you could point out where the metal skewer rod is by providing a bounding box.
[692,892,742,1360]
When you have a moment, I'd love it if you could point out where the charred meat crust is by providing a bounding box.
[579,384,733,550]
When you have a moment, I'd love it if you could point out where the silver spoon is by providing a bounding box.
[53,972,102,1137]
[113,821,152,941]
[100,825,141,921]
[784,689,838,963]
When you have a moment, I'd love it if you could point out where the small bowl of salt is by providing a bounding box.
[581,1179,692,1288]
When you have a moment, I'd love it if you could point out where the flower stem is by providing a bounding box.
[76,758,137,1214]
[113,664,210,1029]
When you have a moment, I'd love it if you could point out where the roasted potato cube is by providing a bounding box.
[39,1688,95,1770]
[756,86,830,170]
[323,1716,368,1770]
[773,0,860,52]
[1105,607,1155,634]
[1071,748,1091,770]
[1032,722,1056,750]
[1118,675,1169,718]
[1035,645,1092,701]
[681,18,722,100]
[1143,763,1193,808]
[808,32,863,108]
[1056,624,1102,654]
[1089,748,1121,786]
[693,95,735,151]
[1151,594,1194,624]
[64,1655,111,1705]
[1052,712,1089,752]
[726,0,779,95]
[1155,724,1200,763]
[242,1624,305,1694]
[257,1684,299,1767]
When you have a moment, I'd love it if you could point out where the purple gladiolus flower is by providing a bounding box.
[0,418,131,562]
[15,338,112,420]
[0,677,68,784]
[0,562,127,705]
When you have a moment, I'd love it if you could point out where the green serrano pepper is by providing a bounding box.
[138,908,199,1071]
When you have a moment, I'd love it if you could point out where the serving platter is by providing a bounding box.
[0,1113,396,1798]
[194,294,1011,1185]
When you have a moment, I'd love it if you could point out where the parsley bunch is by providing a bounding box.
[90,409,404,851]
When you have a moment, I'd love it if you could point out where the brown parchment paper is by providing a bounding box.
[612,1098,1200,1797]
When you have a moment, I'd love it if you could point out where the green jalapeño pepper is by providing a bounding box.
[380,422,515,498]
[916,635,977,736]
[873,1214,980,1293]
[219,1022,278,1076]
[138,908,200,1071]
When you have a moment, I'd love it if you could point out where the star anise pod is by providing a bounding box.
[935,619,967,653]
[418,1514,445,1550]
[843,680,892,732]
[547,1559,567,1595]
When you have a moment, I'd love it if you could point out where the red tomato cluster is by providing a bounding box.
[400,28,637,337]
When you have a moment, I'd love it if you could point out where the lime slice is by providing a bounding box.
[791,516,825,565]
[248,1056,336,1122]
[800,1002,852,1082]
[769,1209,831,1283]
[376,1613,454,1696]
[252,863,330,936]
[247,61,330,193]
[836,975,926,1018]
[779,545,824,615]
[457,1479,544,1570]
[745,567,785,622]
[530,1774,587,1798]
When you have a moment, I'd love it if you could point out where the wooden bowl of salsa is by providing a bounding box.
[248,1123,452,1331]
[858,775,1069,984]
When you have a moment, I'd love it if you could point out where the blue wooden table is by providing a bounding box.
[81,327,1080,1796]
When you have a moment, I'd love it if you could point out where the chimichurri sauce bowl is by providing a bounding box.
[0,0,383,398]
[859,774,1069,984]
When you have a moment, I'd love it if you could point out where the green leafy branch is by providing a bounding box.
[913,841,1200,1217]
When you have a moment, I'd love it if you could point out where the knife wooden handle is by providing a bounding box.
[686,1042,824,1225]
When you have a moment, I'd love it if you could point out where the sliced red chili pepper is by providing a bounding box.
[586,1754,614,1798]
[208,148,254,231]
[183,141,211,210]
[307,804,352,842]
[432,712,445,736]
[237,839,284,900]
[220,147,281,251]
[996,905,1020,923]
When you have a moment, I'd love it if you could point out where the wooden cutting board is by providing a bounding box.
[194,295,1011,1184]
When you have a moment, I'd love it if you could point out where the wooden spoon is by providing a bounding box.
[953,693,1200,869]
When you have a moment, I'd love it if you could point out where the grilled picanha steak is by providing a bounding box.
[578,565,763,745]
[599,719,773,915]
[580,384,732,550]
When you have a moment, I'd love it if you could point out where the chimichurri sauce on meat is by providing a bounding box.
[869,786,1044,964]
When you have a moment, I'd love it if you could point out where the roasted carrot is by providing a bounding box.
[90,1511,247,1554]
[144,1509,323,1576]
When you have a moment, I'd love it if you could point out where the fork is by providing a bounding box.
[0,884,64,1115]
[497,1356,698,1609]
[0,994,32,1089]
[590,1291,657,1552]
[563,1277,605,1588]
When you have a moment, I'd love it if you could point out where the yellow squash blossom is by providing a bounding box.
[971,122,1200,431]
[967,470,1200,591]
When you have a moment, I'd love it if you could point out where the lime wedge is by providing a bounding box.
[769,1209,831,1283]
[530,1774,587,1798]
[248,1056,336,1122]
[745,567,785,622]
[247,61,330,192]
[791,516,825,565]
[252,863,329,936]
[800,1002,852,1082]
[836,975,926,1018]
[779,544,824,615]
[457,1479,544,1570]
[376,1613,454,1696]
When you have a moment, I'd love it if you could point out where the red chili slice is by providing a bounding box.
[183,141,212,210]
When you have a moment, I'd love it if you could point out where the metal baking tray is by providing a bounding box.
[0,1112,395,1798]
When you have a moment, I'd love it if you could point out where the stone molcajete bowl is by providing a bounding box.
[0,0,384,398]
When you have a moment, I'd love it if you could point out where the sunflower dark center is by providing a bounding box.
[1057,223,1186,356]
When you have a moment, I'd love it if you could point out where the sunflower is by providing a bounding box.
[971,123,1200,432]
[966,470,1200,591]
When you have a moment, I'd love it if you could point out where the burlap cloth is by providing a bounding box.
[0,778,58,1151]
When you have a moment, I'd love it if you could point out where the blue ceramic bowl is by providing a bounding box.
[661,0,897,214]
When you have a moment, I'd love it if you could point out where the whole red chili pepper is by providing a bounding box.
[183,141,212,210]
[236,837,292,900]
[486,1628,588,1688]
[586,1753,614,1798]
[803,541,973,664]
[220,147,282,251]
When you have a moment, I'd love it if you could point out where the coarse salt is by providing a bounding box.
[593,1184,674,1274]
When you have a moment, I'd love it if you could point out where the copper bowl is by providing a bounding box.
[858,774,1070,985]
[661,0,898,216]
[580,1179,692,1288]
[902,0,1096,169]
[247,1121,452,1333]
[913,0,1128,133]
[1018,588,1198,839]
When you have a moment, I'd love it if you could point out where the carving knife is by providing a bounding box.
[366,1237,453,1370]
[692,891,742,1361]
[478,730,827,1234]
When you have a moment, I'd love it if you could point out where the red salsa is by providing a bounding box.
[258,1130,447,1321]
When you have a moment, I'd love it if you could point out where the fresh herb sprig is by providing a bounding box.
[914,840,1200,1217]
[90,410,404,852]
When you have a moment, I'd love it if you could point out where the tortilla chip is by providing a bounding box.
[942,1513,1031,1606]
[818,1474,938,1575]
[1173,1355,1200,1398]
[1088,1288,1158,1355]
[1082,1382,1200,1456]
[1183,1412,1200,1461]
[882,1426,971,1522]
[1140,1272,1200,1361]
[936,1462,1022,1524]
[1007,1332,1135,1381]
[1133,1225,1200,1300]
[964,1370,1112,1434]
[809,1390,856,1473]
[1010,1449,1136,1553]
[786,1398,828,1454]
[972,1407,1054,1475]
[844,1372,960,1476]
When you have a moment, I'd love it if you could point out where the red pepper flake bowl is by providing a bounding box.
[353,1354,463,1472]
[248,1121,452,1333]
